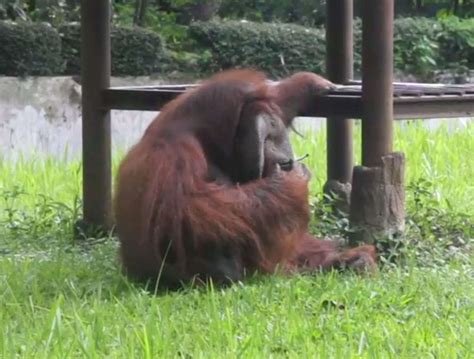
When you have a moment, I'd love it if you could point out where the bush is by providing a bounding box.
[218,0,326,27]
[191,17,473,80]
[59,23,169,76]
[58,23,81,74]
[355,17,473,80]
[0,21,64,76]
[438,16,474,73]
[1,17,472,79]
[189,20,326,78]
[392,17,441,80]
[349,17,443,80]
[111,26,168,76]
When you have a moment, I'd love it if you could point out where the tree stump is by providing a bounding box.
[349,152,405,245]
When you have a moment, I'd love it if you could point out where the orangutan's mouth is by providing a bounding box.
[279,153,309,171]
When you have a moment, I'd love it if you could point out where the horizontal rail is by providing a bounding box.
[393,95,474,119]
[101,84,474,119]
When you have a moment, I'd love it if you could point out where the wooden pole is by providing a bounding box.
[361,0,394,166]
[79,0,112,236]
[324,0,354,213]
[325,0,353,183]
[350,0,405,245]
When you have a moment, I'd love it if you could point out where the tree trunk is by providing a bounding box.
[452,0,460,14]
[349,152,406,245]
[415,0,423,13]
[133,0,148,26]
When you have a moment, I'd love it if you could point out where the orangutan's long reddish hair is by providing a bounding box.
[114,69,376,288]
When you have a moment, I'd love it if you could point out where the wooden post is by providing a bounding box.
[361,0,394,165]
[350,0,405,244]
[77,0,112,237]
[324,0,354,214]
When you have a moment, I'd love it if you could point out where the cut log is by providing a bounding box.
[349,152,405,244]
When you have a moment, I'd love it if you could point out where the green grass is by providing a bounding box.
[292,121,474,214]
[1,122,473,357]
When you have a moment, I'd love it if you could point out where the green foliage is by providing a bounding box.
[189,20,326,77]
[113,2,210,74]
[189,17,473,79]
[357,16,472,79]
[438,15,474,74]
[143,10,189,48]
[1,14,473,79]
[393,17,441,80]
[57,22,80,74]
[0,21,64,76]
[390,16,474,79]
[113,1,136,26]
[28,0,80,27]
[165,48,216,75]
[59,23,169,76]
[218,0,326,26]
[111,26,168,76]
[0,0,80,23]
[114,2,189,49]
[218,0,474,21]
[354,16,469,79]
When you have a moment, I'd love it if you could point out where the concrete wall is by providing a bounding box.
[0,76,168,160]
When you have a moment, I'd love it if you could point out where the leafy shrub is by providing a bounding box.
[0,21,64,76]
[111,26,168,76]
[356,17,473,80]
[59,23,169,76]
[191,17,472,80]
[353,17,441,79]
[189,20,326,77]
[58,23,81,74]
[392,17,441,80]
[219,0,326,27]
[2,16,473,78]
[114,2,190,50]
[438,16,474,74]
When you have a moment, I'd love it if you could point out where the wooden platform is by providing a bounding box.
[101,82,474,119]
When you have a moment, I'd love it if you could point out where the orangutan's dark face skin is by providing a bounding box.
[234,104,294,183]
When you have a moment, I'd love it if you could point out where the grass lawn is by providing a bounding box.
[1,121,473,357]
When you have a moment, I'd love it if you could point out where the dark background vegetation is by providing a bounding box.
[0,0,473,79]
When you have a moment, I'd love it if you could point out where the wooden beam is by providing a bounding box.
[101,88,181,111]
[361,0,394,166]
[394,95,474,119]
[326,0,354,183]
[101,88,474,119]
[80,0,112,232]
